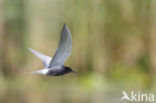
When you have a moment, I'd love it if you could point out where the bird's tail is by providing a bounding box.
[30,69,48,75]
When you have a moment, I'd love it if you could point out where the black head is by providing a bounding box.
[64,66,76,73]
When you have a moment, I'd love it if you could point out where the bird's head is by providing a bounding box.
[64,66,76,73]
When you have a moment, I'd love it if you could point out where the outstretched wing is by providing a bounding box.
[48,24,72,67]
[28,48,52,68]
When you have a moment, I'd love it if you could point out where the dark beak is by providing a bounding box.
[71,71,77,73]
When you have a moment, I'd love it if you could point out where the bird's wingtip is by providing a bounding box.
[27,47,35,52]
[63,23,67,28]
[27,47,31,50]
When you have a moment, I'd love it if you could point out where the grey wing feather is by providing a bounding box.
[28,48,52,67]
[48,24,72,67]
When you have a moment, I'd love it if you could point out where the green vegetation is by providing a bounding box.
[0,0,156,103]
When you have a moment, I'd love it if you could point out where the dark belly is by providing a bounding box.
[46,69,67,76]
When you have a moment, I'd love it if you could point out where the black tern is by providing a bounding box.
[28,24,76,76]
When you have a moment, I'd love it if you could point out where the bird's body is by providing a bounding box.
[32,66,75,76]
[47,66,74,76]
[28,23,75,76]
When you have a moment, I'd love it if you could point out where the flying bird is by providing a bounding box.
[28,24,76,76]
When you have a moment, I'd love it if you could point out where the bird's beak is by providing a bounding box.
[71,71,77,73]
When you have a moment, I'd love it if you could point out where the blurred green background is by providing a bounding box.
[0,0,156,103]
